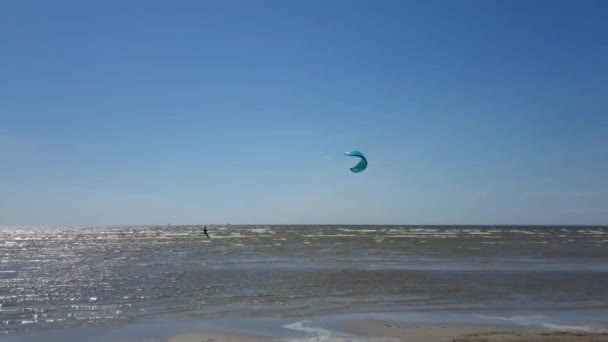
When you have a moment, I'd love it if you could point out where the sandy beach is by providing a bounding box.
[167,331,268,342]
[339,320,608,341]
[165,320,608,342]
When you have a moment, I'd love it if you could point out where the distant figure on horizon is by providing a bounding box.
[203,226,210,239]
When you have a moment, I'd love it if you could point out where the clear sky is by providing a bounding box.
[1,0,607,225]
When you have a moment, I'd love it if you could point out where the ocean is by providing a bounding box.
[1,225,608,340]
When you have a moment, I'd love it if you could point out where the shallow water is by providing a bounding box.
[1,225,608,336]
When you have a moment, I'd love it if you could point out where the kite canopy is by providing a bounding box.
[345,150,367,173]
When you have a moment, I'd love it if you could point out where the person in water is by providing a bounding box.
[203,226,210,239]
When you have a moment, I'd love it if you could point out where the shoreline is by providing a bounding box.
[339,320,608,341]
[166,320,608,342]
[3,316,608,341]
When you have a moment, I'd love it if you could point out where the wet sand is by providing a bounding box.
[167,321,608,342]
[167,331,267,342]
[339,320,608,341]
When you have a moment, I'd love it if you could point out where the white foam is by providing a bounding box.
[582,230,606,234]
[338,229,379,233]
[302,234,358,237]
[385,234,454,238]
[250,228,273,234]
[542,323,608,333]
[509,230,537,235]
[284,320,333,336]
[204,235,251,239]
[475,315,608,333]
[282,320,397,342]
[412,228,438,232]
[474,314,546,325]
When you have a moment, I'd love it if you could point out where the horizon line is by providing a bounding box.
[1,223,607,228]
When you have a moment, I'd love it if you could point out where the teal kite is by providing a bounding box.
[345,151,367,173]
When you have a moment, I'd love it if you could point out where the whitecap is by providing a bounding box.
[542,323,608,333]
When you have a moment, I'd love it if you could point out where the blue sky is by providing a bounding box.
[1,0,607,225]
